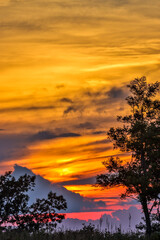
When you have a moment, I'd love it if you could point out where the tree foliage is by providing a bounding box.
[0,171,35,229]
[0,171,67,232]
[24,191,67,232]
[96,77,160,236]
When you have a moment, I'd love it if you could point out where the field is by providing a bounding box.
[0,228,159,240]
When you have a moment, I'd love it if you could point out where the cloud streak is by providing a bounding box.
[0,105,55,113]
[83,61,159,72]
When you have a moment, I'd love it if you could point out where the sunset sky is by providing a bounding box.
[0,0,160,217]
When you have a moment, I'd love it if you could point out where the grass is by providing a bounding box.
[0,226,159,240]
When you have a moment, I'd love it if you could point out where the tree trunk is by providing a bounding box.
[139,128,151,236]
[141,196,152,236]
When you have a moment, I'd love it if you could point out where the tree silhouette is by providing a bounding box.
[0,171,35,230]
[0,171,67,232]
[96,77,160,236]
[23,191,67,232]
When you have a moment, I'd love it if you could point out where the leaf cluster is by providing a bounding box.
[0,172,67,232]
[96,76,160,208]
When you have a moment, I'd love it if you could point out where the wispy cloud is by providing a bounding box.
[0,105,55,113]
[83,61,159,72]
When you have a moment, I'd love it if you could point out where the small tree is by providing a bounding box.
[96,77,160,236]
[23,191,67,232]
[0,171,35,230]
[0,171,67,232]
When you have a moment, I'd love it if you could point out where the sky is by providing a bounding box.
[0,0,160,217]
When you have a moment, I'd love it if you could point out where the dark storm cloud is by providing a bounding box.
[0,130,81,163]
[92,131,106,135]
[79,86,128,115]
[80,86,129,114]
[82,199,106,210]
[62,89,120,116]
[96,200,106,207]
[75,122,95,130]
[0,105,55,113]
[58,176,96,186]
[60,97,73,103]
[63,106,77,114]
[31,130,81,141]
[30,131,57,141]
[63,105,84,114]
[106,87,127,99]
[0,134,29,162]
[59,132,81,138]
[117,199,140,207]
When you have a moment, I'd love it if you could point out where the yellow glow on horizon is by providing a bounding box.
[65,184,125,199]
